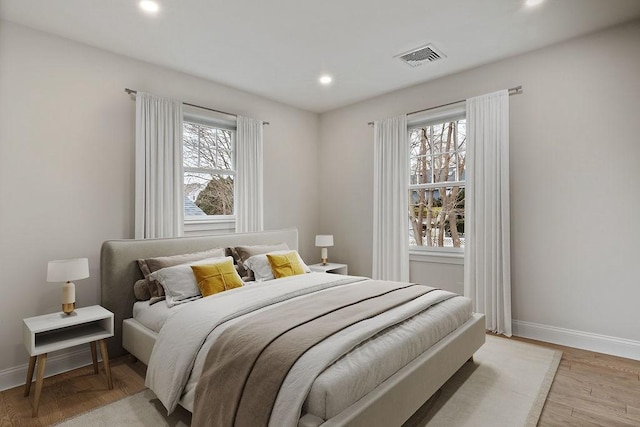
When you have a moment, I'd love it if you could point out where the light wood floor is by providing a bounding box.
[0,357,146,427]
[515,337,640,426]
[1,337,638,426]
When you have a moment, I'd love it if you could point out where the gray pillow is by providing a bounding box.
[137,247,225,297]
[225,247,248,278]
[133,278,151,301]
[148,256,230,307]
[233,243,289,280]
[243,250,311,281]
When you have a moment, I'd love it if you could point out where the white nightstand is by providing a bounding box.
[309,262,348,275]
[23,305,114,417]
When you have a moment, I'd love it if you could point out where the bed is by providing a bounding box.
[100,228,485,426]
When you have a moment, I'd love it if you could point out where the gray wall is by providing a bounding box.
[318,20,640,345]
[0,22,320,377]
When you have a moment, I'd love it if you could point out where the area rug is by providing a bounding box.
[55,389,191,426]
[404,335,562,427]
[57,335,561,427]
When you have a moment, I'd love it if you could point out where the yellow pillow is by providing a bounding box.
[191,260,243,297]
[266,251,305,279]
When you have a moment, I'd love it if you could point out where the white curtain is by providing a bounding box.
[464,90,512,336]
[235,115,264,233]
[134,92,184,239]
[372,115,409,282]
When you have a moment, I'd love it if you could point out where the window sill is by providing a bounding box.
[409,248,464,265]
[184,217,235,233]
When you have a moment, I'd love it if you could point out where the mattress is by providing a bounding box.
[170,276,472,422]
[132,300,185,333]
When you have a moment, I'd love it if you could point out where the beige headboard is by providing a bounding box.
[100,228,298,357]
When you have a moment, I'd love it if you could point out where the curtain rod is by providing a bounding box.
[124,88,270,125]
[367,85,522,126]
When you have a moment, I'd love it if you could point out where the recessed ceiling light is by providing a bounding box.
[319,75,333,85]
[525,0,544,7]
[139,0,160,14]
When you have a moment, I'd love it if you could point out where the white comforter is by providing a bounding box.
[146,273,366,413]
[146,273,471,426]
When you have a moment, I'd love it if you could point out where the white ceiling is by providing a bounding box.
[2,0,640,113]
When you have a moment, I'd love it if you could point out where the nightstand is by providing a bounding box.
[23,305,114,417]
[309,262,348,275]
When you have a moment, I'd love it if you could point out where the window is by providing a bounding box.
[408,116,466,249]
[183,120,235,219]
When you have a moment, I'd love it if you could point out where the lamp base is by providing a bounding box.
[62,302,75,315]
[320,247,329,265]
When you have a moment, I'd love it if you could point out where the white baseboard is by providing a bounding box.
[512,320,640,361]
[0,347,99,392]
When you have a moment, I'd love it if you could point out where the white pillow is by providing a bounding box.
[149,256,231,307]
[243,250,310,281]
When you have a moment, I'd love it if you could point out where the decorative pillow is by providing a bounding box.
[148,256,228,307]
[244,250,310,281]
[133,278,151,301]
[191,259,244,297]
[138,248,225,298]
[267,251,306,279]
[233,243,289,281]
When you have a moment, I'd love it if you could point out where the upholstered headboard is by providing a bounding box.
[100,228,298,357]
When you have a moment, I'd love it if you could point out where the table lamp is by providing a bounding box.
[315,235,334,265]
[47,258,89,315]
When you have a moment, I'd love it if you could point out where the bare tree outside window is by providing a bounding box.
[409,119,466,248]
[183,122,235,216]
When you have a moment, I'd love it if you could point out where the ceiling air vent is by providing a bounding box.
[397,44,446,67]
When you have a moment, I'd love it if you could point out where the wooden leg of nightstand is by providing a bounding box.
[24,356,36,397]
[90,341,99,374]
[98,339,113,390]
[32,353,47,417]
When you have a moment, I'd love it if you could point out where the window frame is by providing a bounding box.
[407,104,466,258]
[182,111,237,227]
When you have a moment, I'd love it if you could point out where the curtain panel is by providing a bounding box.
[135,92,184,239]
[235,115,264,233]
[464,90,512,336]
[372,115,409,282]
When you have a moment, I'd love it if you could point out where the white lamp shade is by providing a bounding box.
[315,235,334,247]
[47,258,89,282]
